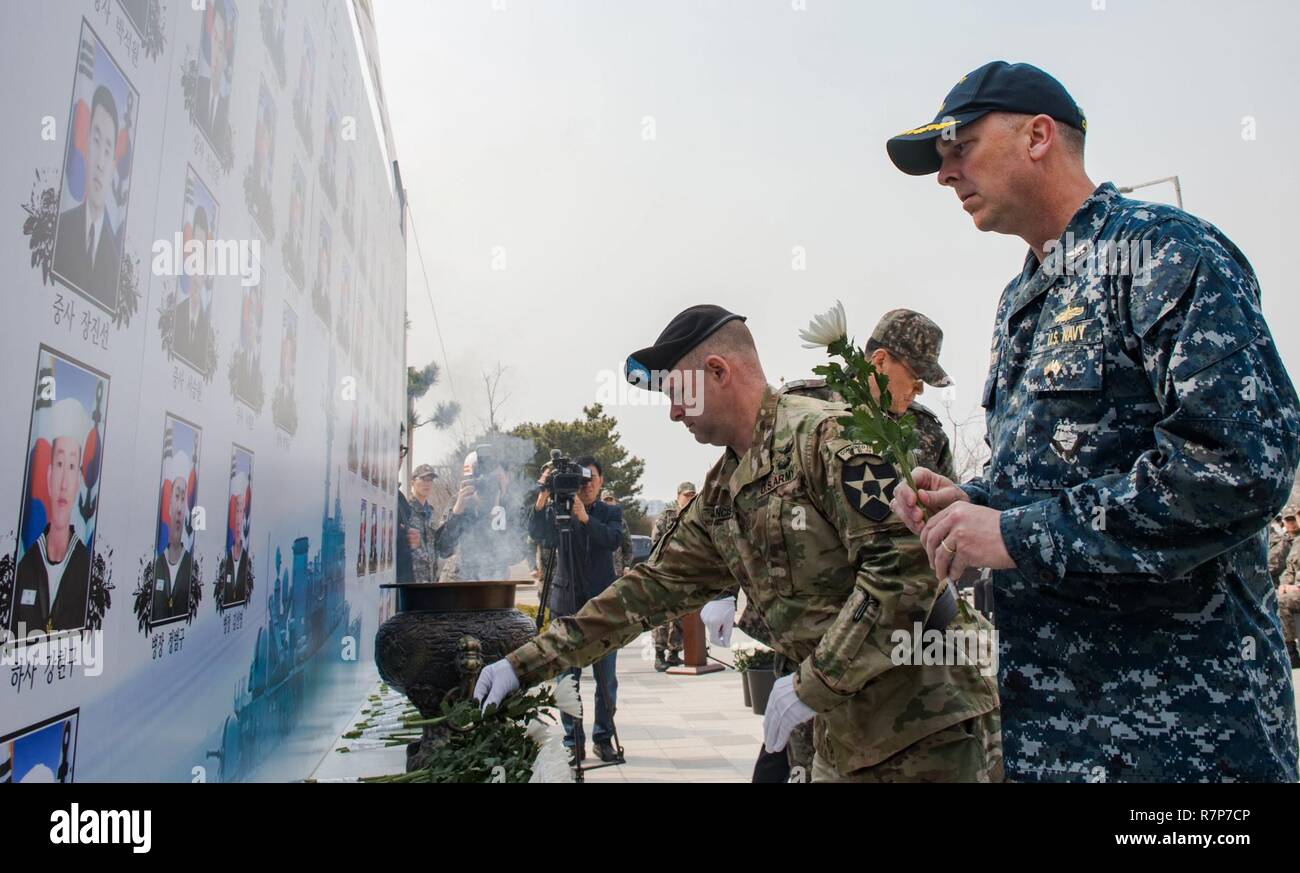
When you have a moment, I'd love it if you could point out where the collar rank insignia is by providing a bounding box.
[841,455,899,523]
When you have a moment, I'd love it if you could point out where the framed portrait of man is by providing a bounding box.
[9,347,110,643]
[50,20,139,317]
[356,498,367,577]
[192,0,238,152]
[272,304,297,434]
[292,26,314,147]
[150,415,201,627]
[222,445,254,608]
[171,167,219,372]
[247,78,277,237]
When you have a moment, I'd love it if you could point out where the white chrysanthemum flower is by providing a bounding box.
[553,673,583,719]
[798,300,848,349]
[528,726,577,783]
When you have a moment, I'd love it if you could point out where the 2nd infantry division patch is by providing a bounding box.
[841,453,899,522]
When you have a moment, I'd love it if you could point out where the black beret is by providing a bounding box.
[624,305,746,390]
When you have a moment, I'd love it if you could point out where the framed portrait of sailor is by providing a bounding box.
[258,0,287,84]
[311,218,331,324]
[368,501,378,574]
[50,19,139,317]
[9,347,109,643]
[192,0,238,153]
[150,415,201,627]
[246,79,276,237]
[170,168,219,372]
[272,304,298,434]
[281,158,307,289]
[291,25,314,147]
[0,710,79,783]
[356,498,367,577]
[221,445,254,608]
[232,272,264,409]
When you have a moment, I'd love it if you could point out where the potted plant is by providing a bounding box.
[741,645,777,716]
[733,643,753,707]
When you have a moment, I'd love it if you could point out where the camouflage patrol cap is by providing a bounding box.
[412,464,437,480]
[1284,504,1300,519]
[677,481,697,495]
[867,309,952,388]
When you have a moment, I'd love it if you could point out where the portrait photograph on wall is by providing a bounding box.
[8,347,108,643]
[272,303,297,434]
[50,19,139,319]
[168,167,220,375]
[220,445,253,609]
[190,0,238,163]
[245,78,277,239]
[150,415,201,628]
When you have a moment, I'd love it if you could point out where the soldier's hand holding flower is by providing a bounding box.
[890,467,966,536]
[763,675,816,752]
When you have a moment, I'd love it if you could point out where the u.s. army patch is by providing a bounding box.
[841,455,899,522]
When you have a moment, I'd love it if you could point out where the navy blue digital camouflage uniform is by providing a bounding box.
[964,182,1300,782]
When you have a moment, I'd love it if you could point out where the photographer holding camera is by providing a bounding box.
[529,455,626,764]
[441,445,527,582]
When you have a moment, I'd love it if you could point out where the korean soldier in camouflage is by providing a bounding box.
[1277,505,1300,666]
[1269,505,1298,584]
[405,464,471,583]
[477,305,1001,782]
[888,62,1300,781]
[649,481,696,670]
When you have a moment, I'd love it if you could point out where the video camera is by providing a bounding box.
[541,449,591,505]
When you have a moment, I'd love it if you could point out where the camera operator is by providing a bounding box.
[529,455,625,764]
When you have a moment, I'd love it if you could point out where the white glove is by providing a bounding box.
[700,596,736,647]
[474,659,520,713]
[762,674,816,752]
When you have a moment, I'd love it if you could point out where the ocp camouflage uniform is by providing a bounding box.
[779,379,954,480]
[773,380,958,777]
[650,507,684,652]
[966,182,1300,781]
[508,388,1002,782]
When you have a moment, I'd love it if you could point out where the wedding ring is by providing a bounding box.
[941,540,957,555]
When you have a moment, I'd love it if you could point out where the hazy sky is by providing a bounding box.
[374,0,1300,500]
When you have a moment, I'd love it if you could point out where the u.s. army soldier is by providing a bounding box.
[888,61,1300,781]
[478,305,1001,782]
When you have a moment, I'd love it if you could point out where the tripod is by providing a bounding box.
[536,492,626,782]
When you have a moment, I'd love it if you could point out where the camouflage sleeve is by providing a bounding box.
[1001,225,1300,584]
[507,496,733,686]
[792,417,949,713]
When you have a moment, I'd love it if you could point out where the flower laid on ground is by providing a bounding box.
[800,300,925,514]
[360,682,564,784]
